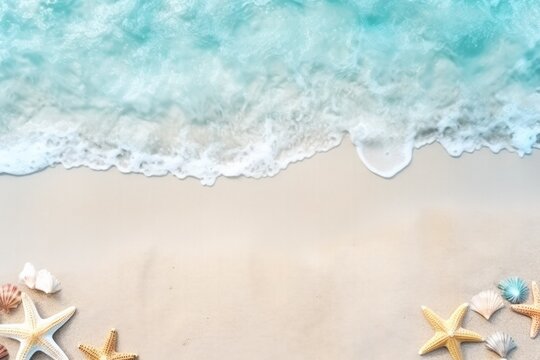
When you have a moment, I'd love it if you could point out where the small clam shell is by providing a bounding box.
[498,277,529,304]
[485,332,517,359]
[470,290,505,320]
[35,269,62,294]
[0,343,8,359]
[0,283,22,314]
[19,262,37,289]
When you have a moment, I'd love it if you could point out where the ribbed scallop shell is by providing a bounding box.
[498,277,529,304]
[0,283,22,314]
[470,290,505,320]
[0,344,8,359]
[485,332,517,359]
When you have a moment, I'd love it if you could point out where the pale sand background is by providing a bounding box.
[1,141,540,359]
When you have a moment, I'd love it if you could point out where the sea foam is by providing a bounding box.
[0,0,539,184]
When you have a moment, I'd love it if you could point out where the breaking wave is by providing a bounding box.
[1,0,539,184]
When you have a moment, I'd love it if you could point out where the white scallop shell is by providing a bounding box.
[35,269,62,294]
[18,262,37,289]
[485,332,517,359]
[470,290,505,320]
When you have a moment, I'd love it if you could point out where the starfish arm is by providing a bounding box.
[446,338,464,360]
[533,281,540,303]
[79,344,102,360]
[0,323,29,341]
[421,306,447,332]
[104,329,119,354]
[447,303,469,332]
[419,332,448,355]
[111,352,138,360]
[21,293,40,329]
[39,335,69,360]
[15,341,38,360]
[40,306,76,334]
[511,304,540,317]
[455,328,484,342]
[511,304,540,338]
[530,316,540,338]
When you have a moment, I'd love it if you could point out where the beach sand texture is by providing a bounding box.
[0,141,539,359]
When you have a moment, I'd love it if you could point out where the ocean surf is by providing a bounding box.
[0,0,539,184]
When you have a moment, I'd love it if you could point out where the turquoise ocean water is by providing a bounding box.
[0,0,539,184]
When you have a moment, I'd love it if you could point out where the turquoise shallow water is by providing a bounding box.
[0,1,539,184]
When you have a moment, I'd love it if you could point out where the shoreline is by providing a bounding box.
[1,137,537,186]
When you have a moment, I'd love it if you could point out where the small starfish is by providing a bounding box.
[511,280,540,338]
[419,303,483,360]
[79,329,138,360]
[0,292,76,360]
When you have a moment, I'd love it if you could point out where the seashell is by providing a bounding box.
[0,283,22,314]
[498,277,529,304]
[485,332,517,359]
[19,262,37,289]
[34,269,62,294]
[0,344,8,359]
[19,263,62,294]
[470,290,505,320]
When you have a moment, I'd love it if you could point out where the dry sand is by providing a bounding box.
[0,141,539,359]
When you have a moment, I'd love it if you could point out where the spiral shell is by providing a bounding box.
[498,277,529,304]
[0,344,8,359]
[470,290,505,320]
[485,332,517,359]
[0,283,22,314]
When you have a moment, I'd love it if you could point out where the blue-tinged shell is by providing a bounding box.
[498,277,529,304]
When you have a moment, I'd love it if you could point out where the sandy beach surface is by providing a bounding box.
[1,141,539,359]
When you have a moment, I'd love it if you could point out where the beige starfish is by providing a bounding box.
[511,280,540,338]
[0,292,76,360]
[419,303,483,360]
[79,329,138,360]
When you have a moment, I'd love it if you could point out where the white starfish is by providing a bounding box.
[0,292,76,360]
